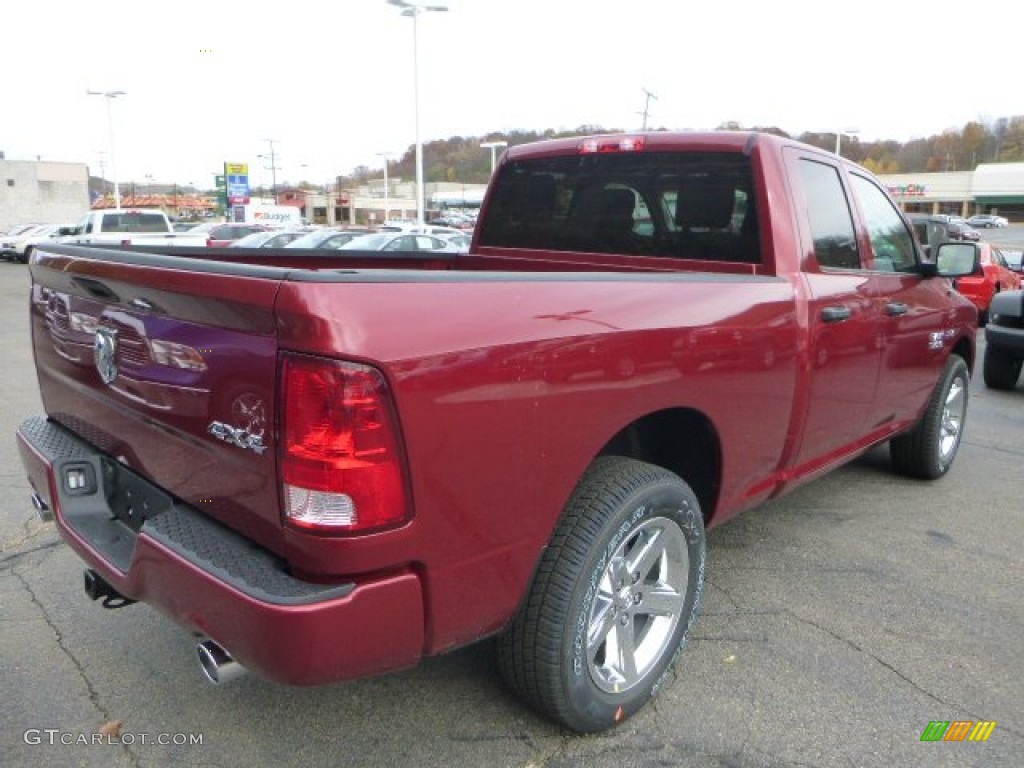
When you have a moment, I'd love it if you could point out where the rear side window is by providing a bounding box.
[477,151,760,263]
[797,159,861,270]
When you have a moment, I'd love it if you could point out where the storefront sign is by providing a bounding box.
[888,184,926,197]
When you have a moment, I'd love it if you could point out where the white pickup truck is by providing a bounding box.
[59,209,209,247]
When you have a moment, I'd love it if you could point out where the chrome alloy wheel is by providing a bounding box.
[939,375,966,464]
[586,516,689,694]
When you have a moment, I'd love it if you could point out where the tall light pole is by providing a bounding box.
[480,141,508,175]
[86,89,126,208]
[376,152,394,224]
[835,128,859,157]
[388,0,448,228]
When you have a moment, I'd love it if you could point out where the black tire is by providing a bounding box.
[983,343,1023,391]
[498,456,706,733]
[890,355,969,479]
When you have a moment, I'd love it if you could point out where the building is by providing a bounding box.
[0,156,90,231]
[91,193,218,219]
[279,180,487,227]
[881,163,1024,221]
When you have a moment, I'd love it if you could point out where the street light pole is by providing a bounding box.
[835,128,859,157]
[480,141,508,175]
[388,0,448,228]
[376,152,393,224]
[86,89,126,208]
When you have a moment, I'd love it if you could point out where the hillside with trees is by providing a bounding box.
[332,116,1024,190]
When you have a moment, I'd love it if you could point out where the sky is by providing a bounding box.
[4,0,1023,191]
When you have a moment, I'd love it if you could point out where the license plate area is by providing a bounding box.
[101,456,174,532]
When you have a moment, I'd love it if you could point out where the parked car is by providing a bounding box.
[429,215,476,230]
[983,289,1024,390]
[948,241,1021,324]
[283,229,370,250]
[229,230,308,249]
[196,223,270,247]
[339,232,461,253]
[1,223,42,239]
[947,216,981,242]
[966,214,1009,229]
[910,214,981,255]
[1,223,58,262]
[2,222,46,258]
[3,224,62,263]
[59,210,209,247]
[439,232,472,252]
[377,222,469,238]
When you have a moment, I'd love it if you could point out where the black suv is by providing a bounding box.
[984,290,1024,390]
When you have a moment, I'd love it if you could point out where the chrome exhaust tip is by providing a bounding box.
[197,639,247,685]
[31,491,53,522]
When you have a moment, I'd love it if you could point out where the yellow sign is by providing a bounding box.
[224,163,249,175]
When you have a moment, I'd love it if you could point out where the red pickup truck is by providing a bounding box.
[17,131,978,733]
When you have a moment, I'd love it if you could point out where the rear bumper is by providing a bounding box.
[16,416,424,685]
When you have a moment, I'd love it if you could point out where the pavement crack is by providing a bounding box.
[0,512,59,563]
[0,537,63,569]
[10,566,140,765]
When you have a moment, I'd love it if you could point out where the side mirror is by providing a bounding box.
[934,242,980,279]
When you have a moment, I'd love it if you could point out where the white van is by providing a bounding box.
[231,204,303,229]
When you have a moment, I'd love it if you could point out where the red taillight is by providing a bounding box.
[280,353,408,534]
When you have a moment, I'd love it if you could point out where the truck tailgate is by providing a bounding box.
[28,245,286,552]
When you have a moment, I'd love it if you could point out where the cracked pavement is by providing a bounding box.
[1,264,1022,768]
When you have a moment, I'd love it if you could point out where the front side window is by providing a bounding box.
[797,159,860,270]
[849,173,917,272]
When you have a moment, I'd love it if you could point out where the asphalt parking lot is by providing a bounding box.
[1,256,1022,768]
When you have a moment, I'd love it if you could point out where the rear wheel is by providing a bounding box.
[890,355,969,479]
[983,343,1023,391]
[498,456,706,733]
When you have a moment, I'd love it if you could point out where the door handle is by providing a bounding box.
[821,305,852,323]
[886,302,909,316]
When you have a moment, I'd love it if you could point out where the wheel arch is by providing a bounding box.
[595,407,721,526]
[950,335,975,374]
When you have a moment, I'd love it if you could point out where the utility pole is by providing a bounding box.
[260,139,280,200]
[639,87,658,131]
[96,151,108,203]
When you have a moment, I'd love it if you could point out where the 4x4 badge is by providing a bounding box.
[94,327,119,384]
